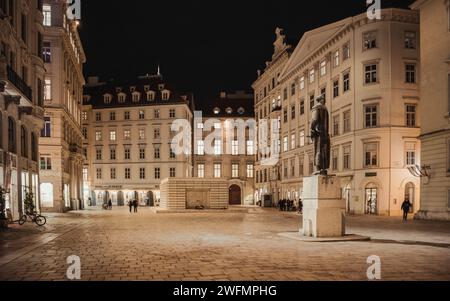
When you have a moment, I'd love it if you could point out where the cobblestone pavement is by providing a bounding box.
[0,207,449,281]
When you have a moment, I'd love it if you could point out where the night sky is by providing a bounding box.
[79,0,413,103]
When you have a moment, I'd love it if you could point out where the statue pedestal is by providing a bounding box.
[301,175,346,238]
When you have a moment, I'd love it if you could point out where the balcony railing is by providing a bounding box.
[6,65,33,101]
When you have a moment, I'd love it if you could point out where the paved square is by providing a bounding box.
[0,207,449,281]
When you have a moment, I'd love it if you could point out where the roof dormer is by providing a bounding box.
[146,91,155,101]
[103,93,112,104]
[161,89,171,101]
[118,92,127,103]
[132,91,141,102]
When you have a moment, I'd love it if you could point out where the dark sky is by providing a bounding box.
[79,0,413,102]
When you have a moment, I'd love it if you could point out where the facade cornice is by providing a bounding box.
[279,9,419,85]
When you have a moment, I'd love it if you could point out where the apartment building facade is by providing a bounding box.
[0,0,45,220]
[412,0,450,221]
[39,0,86,213]
[82,74,193,207]
[253,28,292,205]
[193,91,255,206]
[256,9,421,216]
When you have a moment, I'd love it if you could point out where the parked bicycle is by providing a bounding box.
[18,211,47,227]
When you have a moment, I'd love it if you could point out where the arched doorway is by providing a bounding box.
[405,183,415,213]
[365,183,378,215]
[229,185,241,205]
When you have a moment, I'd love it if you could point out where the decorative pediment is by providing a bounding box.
[280,18,352,82]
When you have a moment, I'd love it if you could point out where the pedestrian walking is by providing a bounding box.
[128,200,133,213]
[401,198,413,221]
[108,199,112,210]
[133,200,138,213]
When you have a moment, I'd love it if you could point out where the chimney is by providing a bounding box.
[88,76,99,85]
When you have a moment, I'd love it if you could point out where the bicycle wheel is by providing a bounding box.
[35,215,47,227]
[18,215,27,225]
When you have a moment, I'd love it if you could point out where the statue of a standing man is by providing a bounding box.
[310,96,331,175]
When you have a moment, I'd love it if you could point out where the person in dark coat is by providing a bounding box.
[298,199,303,214]
[401,198,413,221]
[128,200,133,213]
[108,199,112,210]
[133,200,138,213]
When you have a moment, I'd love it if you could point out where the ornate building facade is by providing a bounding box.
[253,28,292,205]
[412,0,450,221]
[82,74,193,207]
[0,0,45,220]
[193,91,255,206]
[256,9,422,216]
[39,0,86,213]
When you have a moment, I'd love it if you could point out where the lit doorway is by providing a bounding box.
[365,184,378,215]
[405,183,415,213]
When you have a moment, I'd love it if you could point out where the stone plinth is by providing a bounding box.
[301,175,346,238]
[160,178,229,210]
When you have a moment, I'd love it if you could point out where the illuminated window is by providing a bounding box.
[139,129,145,140]
[363,31,377,50]
[246,164,254,178]
[44,78,51,100]
[197,164,205,178]
[320,60,327,77]
[364,143,378,167]
[123,130,131,140]
[333,50,340,67]
[197,140,204,155]
[95,131,102,141]
[214,140,222,155]
[232,141,239,155]
[214,164,221,178]
[309,69,315,83]
[43,5,51,26]
[109,130,116,141]
[404,31,416,49]
[232,164,239,178]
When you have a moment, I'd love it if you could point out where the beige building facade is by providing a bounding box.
[253,28,292,205]
[192,91,255,206]
[82,74,193,207]
[0,0,45,220]
[256,9,422,216]
[39,0,86,213]
[412,0,450,221]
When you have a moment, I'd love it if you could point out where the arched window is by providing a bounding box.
[21,126,28,158]
[8,117,16,153]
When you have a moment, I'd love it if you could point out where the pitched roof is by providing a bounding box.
[196,92,254,118]
[83,75,193,109]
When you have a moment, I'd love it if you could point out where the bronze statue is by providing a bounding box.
[310,96,330,175]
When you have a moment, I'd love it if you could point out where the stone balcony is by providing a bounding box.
[0,57,33,104]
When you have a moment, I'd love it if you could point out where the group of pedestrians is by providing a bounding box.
[128,200,139,213]
[278,199,303,213]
